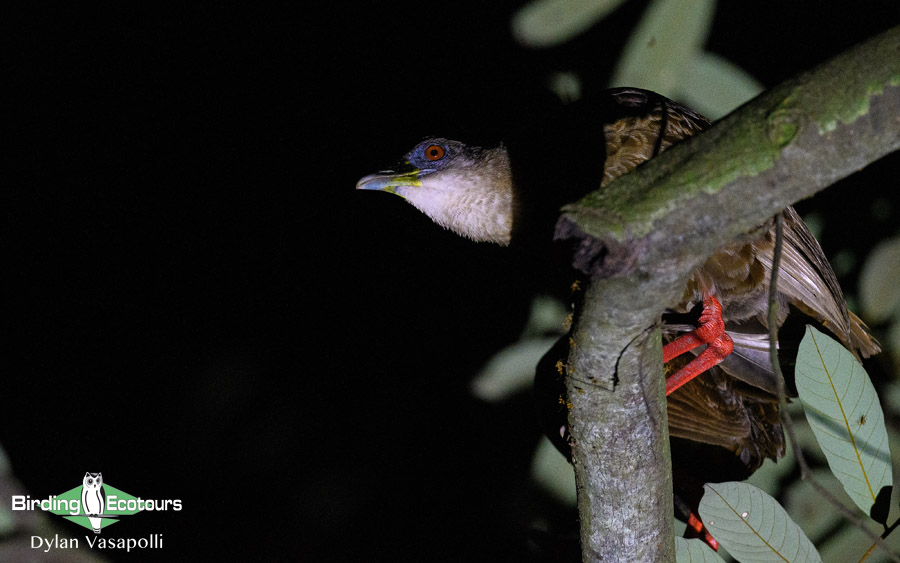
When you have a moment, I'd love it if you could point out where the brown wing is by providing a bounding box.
[759,206,881,358]
[670,206,880,465]
[536,333,784,471]
[602,88,710,187]
[676,205,879,399]
[666,360,783,470]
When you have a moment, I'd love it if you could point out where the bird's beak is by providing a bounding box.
[355,164,421,198]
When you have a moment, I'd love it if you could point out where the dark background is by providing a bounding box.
[9,2,900,561]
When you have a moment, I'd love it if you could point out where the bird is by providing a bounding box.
[356,87,881,548]
[81,472,105,534]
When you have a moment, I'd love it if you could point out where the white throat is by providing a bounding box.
[399,147,514,245]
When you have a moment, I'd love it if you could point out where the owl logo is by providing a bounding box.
[81,472,105,533]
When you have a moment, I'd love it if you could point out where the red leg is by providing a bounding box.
[686,511,719,551]
[663,295,734,396]
[666,297,727,551]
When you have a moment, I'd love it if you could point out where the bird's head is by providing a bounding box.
[356,138,514,245]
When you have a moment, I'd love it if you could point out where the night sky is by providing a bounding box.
[10,3,900,561]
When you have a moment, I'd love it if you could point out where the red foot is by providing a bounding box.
[686,511,719,551]
[663,295,734,396]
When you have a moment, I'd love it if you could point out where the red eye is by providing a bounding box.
[424,144,445,161]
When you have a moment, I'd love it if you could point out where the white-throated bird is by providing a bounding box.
[357,87,880,548]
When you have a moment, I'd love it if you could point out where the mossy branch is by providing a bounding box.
[558,25,900,562]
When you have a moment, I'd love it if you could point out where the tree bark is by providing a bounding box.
[559,25,900,562]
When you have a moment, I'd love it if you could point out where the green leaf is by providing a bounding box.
[530,437,576,506]
[796,325,893,520]
[511,0,627,48]
[699,482,821,562]
[678,52,764,119]
[470,336,560,401]
[674,537,725,562]
[610,0,716,93]
[859,235,900,323]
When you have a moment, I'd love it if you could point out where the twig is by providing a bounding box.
[767,213,900,563]
[860,517,900,562]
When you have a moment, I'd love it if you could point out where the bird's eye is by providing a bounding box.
[424,144,445,161]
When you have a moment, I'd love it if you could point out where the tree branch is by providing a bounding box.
[559,25,900,562]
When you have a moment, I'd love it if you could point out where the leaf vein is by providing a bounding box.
[810,329,876,502]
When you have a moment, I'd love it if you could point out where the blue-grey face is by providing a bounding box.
[356,137,514,244]
[355,138,471,197]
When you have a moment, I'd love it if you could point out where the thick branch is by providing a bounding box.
[567,277,673,561]
[560,26,900,562]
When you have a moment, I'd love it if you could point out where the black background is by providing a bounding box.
[9,3,900,561]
